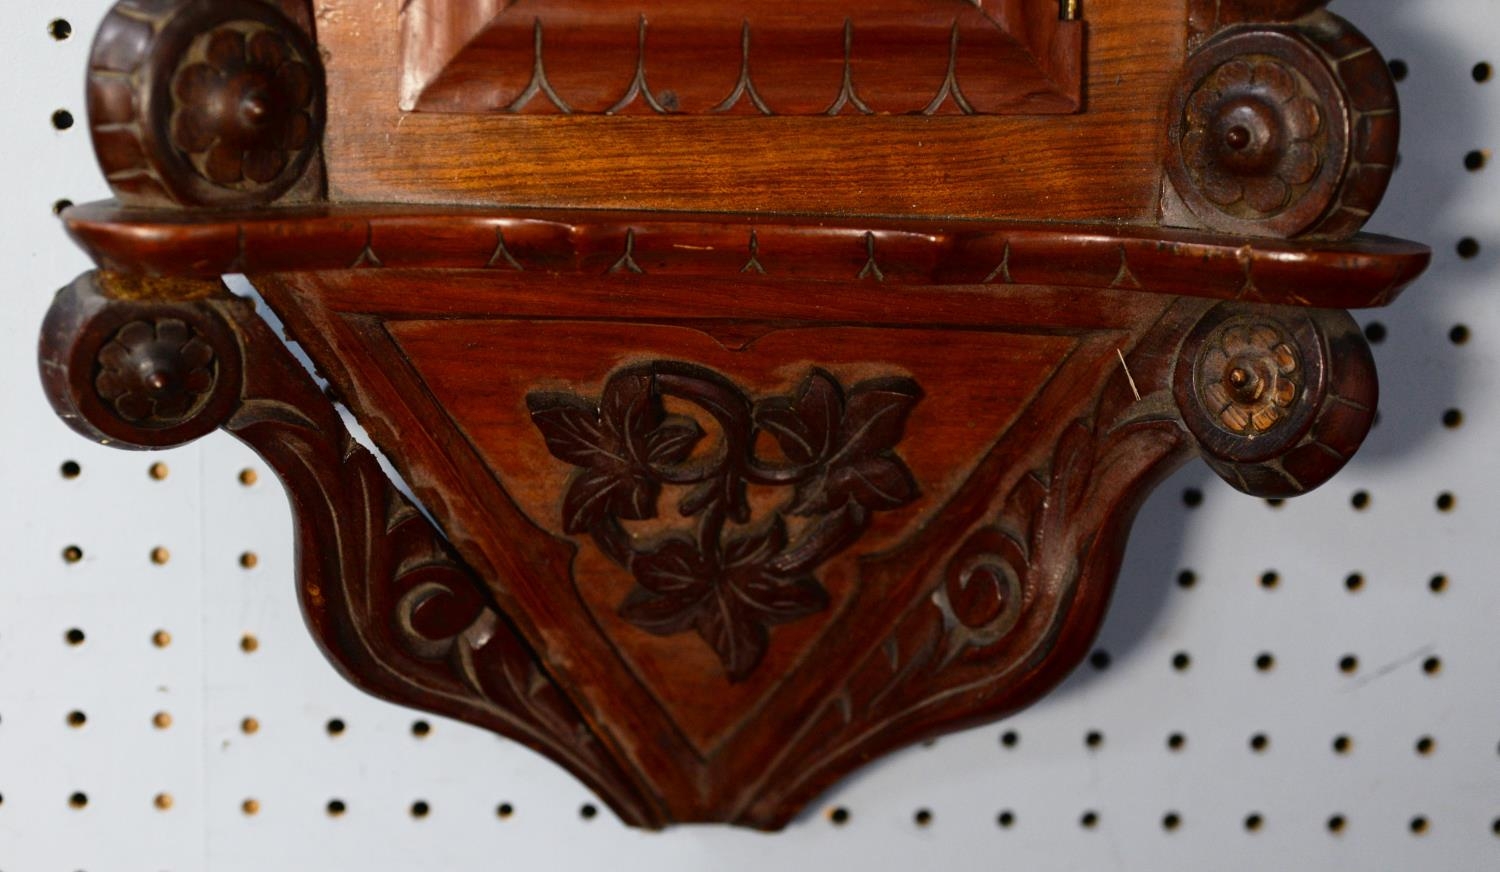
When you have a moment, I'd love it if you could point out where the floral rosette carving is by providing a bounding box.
[1198,321,1302,435]
[1181,57,1323,218]
[94,319,217,427]
[528,363,923,682]
[170,25,317,190]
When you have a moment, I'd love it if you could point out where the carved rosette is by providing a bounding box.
[87,0,325,207]
[41,274,243,448]
[1166,13,1398,239]
[1174,302,1376,497]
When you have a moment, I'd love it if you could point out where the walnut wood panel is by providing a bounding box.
[318,0,1178,219]
[401,0,1082,116]
[61,205,1430,309]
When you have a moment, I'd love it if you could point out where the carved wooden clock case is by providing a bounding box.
[39,0,1428,830]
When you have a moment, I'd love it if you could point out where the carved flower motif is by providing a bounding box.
[1200,321,1301,435]
[170,26,315,187]
[1182,58,1323,215]
[94,319,217,425]
[620,518,828,682]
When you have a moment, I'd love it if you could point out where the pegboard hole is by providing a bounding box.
[1245,813,1264,832]
[48,18,73,41]
[914,808,933,827]
[154,793,173,811]
[827,806,850,826]
[1172,651,1192,672]
[1254,652,1275,672]
[66,710,86,728]
[51,109,74,130]
[152,630,171,648]
[1166,732,1186,752]
[60,460,81,479]
[148,462,169,481]
[1422,656,1443,676]
[326,718,345,736]
[69,792,88,810]
[997,810,1015,828]
[1259,570,1279,590]
[1000,729,1019,749]
[1249,733,1270,753]
[1181,488,1203,508]
[52,198,73,216]
[1436,492,1456,512]
[411,720,432,738]
[239,551,259,569]
[241,717,260,735]
[1450,324,1471,345]
[326,799,346,817]
[1088,649,1112,670]
[65,628,85,646]
[1176,569,1197,589]
[1465,149,1489,171]
[1265,498,1285,509]
[410,800,430,819]
[1410,816,1429,835]
[239,468,259,486]
[496,802,514,820]
[1344,573,1364,592]
[1327,814,1347,834]
[1350,491,1370,511]
[1162,812,1181,832]
[1388,58,1408,81]
[1457,237,1480,259]
[242,799,260,816]
[1362,321,1387,343]
[1084,730,1104,750]
[1339,655,1359,675]
[1415,735,1435,756]
[240,634,259,653]
[152,711,172,730]
[150,546,170,565]
[1475,61,1493,82]
[1080,810,1099,829]
[579,803,598,821]
[1429,574,1449,594]
[62,545,83,564]
[1442,408,1464,429]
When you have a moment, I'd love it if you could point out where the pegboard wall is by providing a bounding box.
[2,1,1497,869]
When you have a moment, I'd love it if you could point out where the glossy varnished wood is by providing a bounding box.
[36,0,1427,832]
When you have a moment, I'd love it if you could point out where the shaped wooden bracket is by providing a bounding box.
[35,0,1427,831]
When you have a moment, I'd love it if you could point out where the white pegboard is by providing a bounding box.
[1,1,1497,869]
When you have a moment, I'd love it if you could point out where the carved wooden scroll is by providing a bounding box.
[36,0,1426,832]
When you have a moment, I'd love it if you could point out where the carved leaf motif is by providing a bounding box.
[619,518,827,682]
[789,377,923,516]
[754,369,843,465]
[529,362,918,681]
[528,384,705,533]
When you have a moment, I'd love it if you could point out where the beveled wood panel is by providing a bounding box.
[319,0,1178,218]
[401,0,1082,116]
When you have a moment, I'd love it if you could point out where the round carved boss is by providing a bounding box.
[1164,309,1320,465]
[46,276,244,449]
[1166,21,1398,239]
[88,0,326,207]
[1173,303,1376,497]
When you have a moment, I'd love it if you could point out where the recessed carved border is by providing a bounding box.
[401,0,1083,116]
